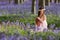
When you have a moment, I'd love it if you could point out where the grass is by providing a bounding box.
[0,24,60,40]
[0,24,28,36]
[0,14,60,27]
[47,14,60,27]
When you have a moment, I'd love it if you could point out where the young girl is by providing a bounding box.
[35,7,47,32]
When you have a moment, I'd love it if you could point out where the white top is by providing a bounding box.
[35,15,48,32]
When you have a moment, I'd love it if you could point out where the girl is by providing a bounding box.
[35,7,48,32]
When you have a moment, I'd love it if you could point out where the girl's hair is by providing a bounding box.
[38,7,44,17]
[38,11,41,17]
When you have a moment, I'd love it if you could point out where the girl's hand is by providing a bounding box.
[37,17,43,23]
[37,17,40,20]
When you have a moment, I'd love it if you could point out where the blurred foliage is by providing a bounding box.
[0,13,60,40]
[0,14,60,27]
[0,24,28,36]
[47,14,60,27]
[30,31,60,40]
[0,24,60,40]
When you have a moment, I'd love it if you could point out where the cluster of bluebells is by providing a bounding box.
[45,3,60,15]
[0,0,32,15]
[1,21,35,30]
[0,0,60,40]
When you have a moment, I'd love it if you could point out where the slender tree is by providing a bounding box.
[54,0,56,3]
[14,0,18,4]
[58,0,60,3]
[38,0,43,7]
[20,0,21,3]
[45,0,48,6]
[51,0,54,3]
[31,0,35,14]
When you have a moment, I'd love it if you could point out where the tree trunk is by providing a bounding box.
[51,0,54,3]
[38,0,45,8]
[45,0,48,6]
[45,0,50,6]
[43,0,45,8]
[14,0,18,4]
[54,0,56,3]
[48,0,50,6]
[58,0,60,3]
[38,0,43,7]
[56,0,58,4]
[34,0,36,14]
[31,0,35,14]
[18,0,20,4]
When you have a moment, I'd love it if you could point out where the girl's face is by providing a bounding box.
[40,9,44,16]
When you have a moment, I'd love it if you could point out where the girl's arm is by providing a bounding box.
[37,17,43,23]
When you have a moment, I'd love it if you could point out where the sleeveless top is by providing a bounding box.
[35,15,48,32]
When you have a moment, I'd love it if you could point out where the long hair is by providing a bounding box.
[38,7,45,18]
[38,7,44,17]
[38,11,41,17]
